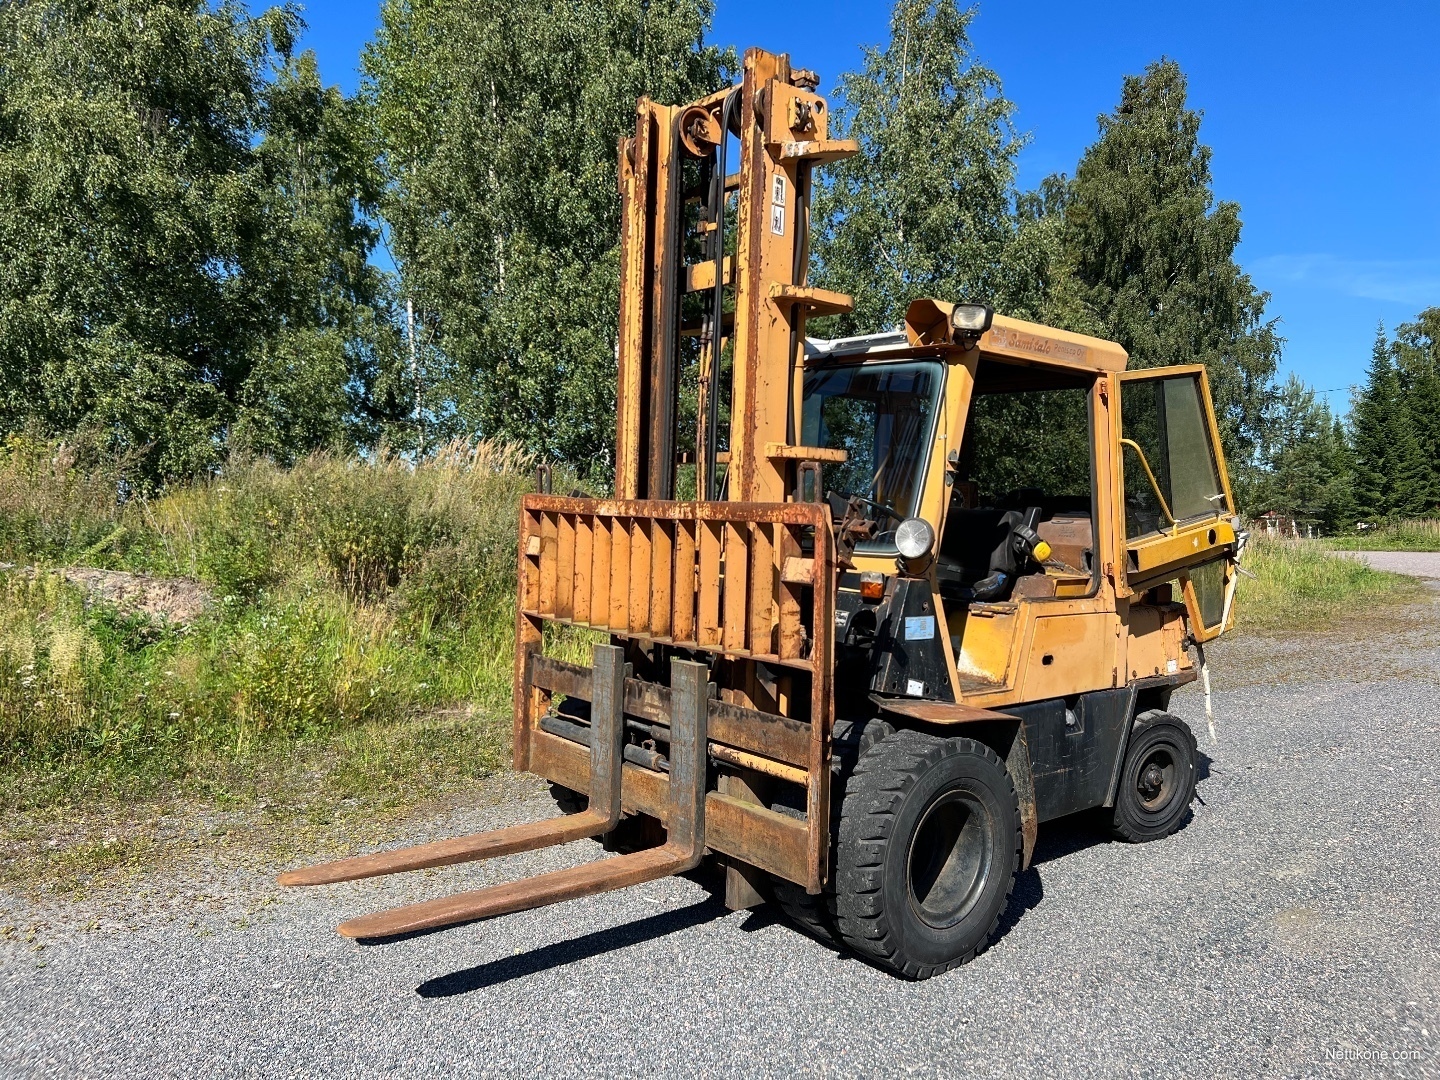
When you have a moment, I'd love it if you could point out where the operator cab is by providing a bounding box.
[804,306,1233,702]
[938,357,1096,605]
[800,327,1099,607]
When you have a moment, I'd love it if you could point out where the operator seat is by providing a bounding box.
[936,503,1038,603]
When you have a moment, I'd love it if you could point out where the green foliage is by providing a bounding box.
[363,0,730,473]
[1387,308,1440,511]
[966,390,1091,499]
[1047,59,1280,486]
[812,0,1053,333]
[1351,315,1440,521]
[0,439,555,808]
[0,1,408,481]
[810,19,1295,511]
[1245,376,1354,532]
[0,431,129,563]
[1237,534,1409,631]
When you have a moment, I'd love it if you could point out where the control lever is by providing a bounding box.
[1011,507,1053,565]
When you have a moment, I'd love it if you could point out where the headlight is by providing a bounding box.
[895,517,935,560]
[949,303,994,334]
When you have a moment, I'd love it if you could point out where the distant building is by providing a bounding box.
[1253,510,1316,539]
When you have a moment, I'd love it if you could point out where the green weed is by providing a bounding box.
[0,439,553,830]
[1237,534,1412,630]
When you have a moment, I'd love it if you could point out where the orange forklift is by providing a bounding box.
[281,48,1242,979]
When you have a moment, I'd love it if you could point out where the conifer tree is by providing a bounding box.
[1251,376,1353,532]
[1352,327,1428,519]
[1048,59,1279,490]
[1389,307,1440,509]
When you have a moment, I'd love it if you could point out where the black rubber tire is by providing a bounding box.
[1108,711,1198,843]
[771,879,837,942]
[769,717,894,944]
[831,729,1022,980]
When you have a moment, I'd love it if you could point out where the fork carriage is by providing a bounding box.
[281,498,840,934]
[515,498,837,896]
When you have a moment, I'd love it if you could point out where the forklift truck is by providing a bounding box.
[281,48,1241,979]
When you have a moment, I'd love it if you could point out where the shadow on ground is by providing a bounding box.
[413,752,1218,994]
[415,897,728,997]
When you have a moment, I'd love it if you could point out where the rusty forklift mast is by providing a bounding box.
[282,47,858,929]
[281,48,1245,978]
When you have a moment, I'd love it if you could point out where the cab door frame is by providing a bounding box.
[1111,364,1239,642]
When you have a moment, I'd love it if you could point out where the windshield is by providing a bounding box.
[801,360,942,548]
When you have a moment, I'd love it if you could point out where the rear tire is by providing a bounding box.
[831,730,1021,980]
[1108,711,1197,842]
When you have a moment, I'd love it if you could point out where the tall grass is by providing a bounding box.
[1237,533,1412,630]
[0,432,132,563]
[0,433,1416,829]
[0,436,555,812]
[1325,519,1440,552]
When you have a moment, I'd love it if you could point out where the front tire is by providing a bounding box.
[831,730,1021,980]
[1108,711,1197,842]
[769,717,894,946]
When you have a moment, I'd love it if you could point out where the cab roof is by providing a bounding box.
[976,313,1128,374]
[804,302,1129,375]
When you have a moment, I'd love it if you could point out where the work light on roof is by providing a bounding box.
[950,303,994,335]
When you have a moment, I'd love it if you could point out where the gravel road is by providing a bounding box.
[4,612,1440,1078]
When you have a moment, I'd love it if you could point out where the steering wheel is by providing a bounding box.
[847,494,904,524]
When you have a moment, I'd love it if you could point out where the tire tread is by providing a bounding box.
[830,729,1022,980]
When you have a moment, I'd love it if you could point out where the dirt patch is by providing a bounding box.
[3,566,213,626]
[58,567,212,625]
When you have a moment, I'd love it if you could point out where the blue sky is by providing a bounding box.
[289,0,1440,414]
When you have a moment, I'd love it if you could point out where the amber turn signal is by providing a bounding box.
[859,573,885,601]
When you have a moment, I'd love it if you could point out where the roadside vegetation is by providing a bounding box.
[1235,533,1413,631]
[0,433,600,896]
[1324,519,1440,552]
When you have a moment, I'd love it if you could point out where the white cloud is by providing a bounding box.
[1249,253,1440,307]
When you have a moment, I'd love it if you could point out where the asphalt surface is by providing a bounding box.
[1341,550,1440,578]
[3,609,1440,1077]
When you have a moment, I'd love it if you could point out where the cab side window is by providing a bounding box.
[1119,374,1226,540]
[937,362,1096,602]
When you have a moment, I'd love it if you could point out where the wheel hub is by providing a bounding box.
[906,789,994,930]
[1135,748,1177,811]
[1139,763,1165,797]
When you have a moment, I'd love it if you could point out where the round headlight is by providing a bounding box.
[895,517,935,560]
